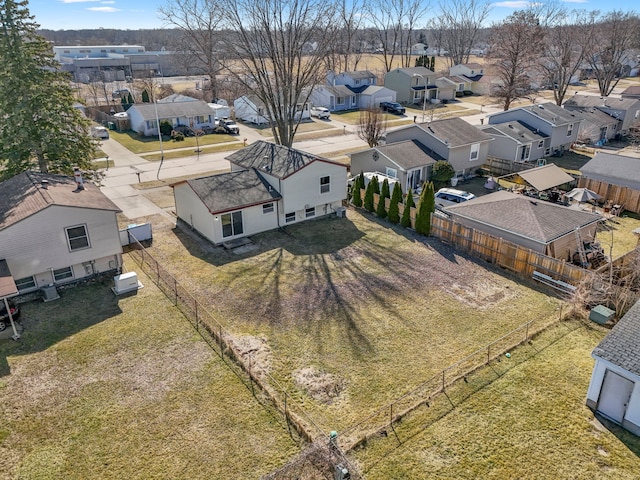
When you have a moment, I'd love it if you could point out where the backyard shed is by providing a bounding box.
[444,190,602,260]
[587,299,640,436]
[578,152,640,214]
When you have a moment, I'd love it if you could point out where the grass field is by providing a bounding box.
[143,208,563,433]
[140,142,242,161]
[351,320,640,479]
[0,269,299,479]
[108,130,238,154]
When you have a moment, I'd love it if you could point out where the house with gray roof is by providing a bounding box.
[481,120,549,163]
[621,85,640,100]
[127,100,215,136]
[487,102,582,154]
[587,299,640,436]
[444,190,602,260]
[309,85,357,111]
[350,140,443,194]
[573,108,620,145]
[563,94,640,134]
[234,94,310,125]
[310,71,396,111]
[172,141,347,245]
[384,117,493,179]
[383,66,440,105]
[579,152,640,214]
[0,171,122,294]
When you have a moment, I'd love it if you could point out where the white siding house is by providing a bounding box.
[173,141,348,244]
[234,94,310,124]
[0,172,122,293]
[127,100,215,136]
[587,299,640,436]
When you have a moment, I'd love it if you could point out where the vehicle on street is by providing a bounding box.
[434,188,476,207]
[379,101,405,115]
[91,126,110,140]
[310,106,331,119]
[0,300,20,331]
[215,118,239,134]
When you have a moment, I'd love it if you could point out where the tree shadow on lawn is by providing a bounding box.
[0,282,123,378]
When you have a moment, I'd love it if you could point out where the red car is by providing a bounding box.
[0,300,20,331]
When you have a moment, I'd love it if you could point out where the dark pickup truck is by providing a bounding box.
[379,101,405,115]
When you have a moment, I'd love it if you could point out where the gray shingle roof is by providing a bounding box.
[226,141,345,179]
[564,95,640,111]
[580,152,640,190]
[574,108,619,126]
[391,66,435,76]
[592,299,640,376]
[482,120,548,143]
[180,170,281,214]
[0,171,120,231]
[128,100,214,121]
[512,102,580,125]
[374,140,442,169]
[342,70,376,79]
[417,117,492,147]
[445,190,602,243]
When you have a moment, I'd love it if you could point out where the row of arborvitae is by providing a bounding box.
[350,173,436,235]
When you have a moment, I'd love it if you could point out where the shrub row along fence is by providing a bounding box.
[126,239,327,444]
[337,308,567,452]
[430,215,589,287]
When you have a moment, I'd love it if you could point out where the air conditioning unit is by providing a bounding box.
[112,272,143,295]
[334,465,350,480]
[335,206,347,218]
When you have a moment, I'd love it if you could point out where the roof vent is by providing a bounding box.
[40,179,49,189]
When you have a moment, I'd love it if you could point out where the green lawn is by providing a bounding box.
[145,208,563,433]
[109,130,238,154]
[140,142,242,161]
[352,321,640,479]
[0,268,299,479]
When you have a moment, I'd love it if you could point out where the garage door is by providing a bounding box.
[597,369,634,423]
[377,96,393,105]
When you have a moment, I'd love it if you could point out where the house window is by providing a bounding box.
[386,167,398,178]
[413,90,422,101]
[519,144,531,161]
[15,276,36,292]
[351,96,357,106]
[538,140,544,149]
[545,147,551,156]
[66,225,90,251]
[221,211,243,238]
[355,79,361,86]
[53,267,73,282]
[263,203,274,214]
[336,97,345,105]
[469,143,480,161]
[285,212,296,223]
[320,176,330,194]
[305,207,316,218]
[458,84,464,91]
[567,123,573,136]
[196,115,206,123]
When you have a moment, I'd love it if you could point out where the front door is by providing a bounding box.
[597,369,635,423]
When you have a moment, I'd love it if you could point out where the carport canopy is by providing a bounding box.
[515,164,575,191]
[0,259,18,299]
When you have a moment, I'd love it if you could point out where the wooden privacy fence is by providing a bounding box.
[430,215,589,286]
[578,177,640,215]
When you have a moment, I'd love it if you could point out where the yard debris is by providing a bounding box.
[293,366,346,404]
[227,335,272,377]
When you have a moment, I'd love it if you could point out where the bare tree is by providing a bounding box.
[489,10,545,111]
[367,0,429,72]
[218,0,337,147]
[324,0,365,73]
[158,0,224,101]
[540,9,590,106]
[357,108,387,147]
[430,0,492,67]
[583,11,640,97]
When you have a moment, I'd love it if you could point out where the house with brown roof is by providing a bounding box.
[443,190,602,260]
[384,117,493,179]
[172,141,347,245]
[620,85,640,100]
[0,171,122,294]
[587,299,640,436]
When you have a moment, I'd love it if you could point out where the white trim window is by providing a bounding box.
[567,123,574,136]
[285,212,296,223]
[538,140,544,149]
[262,203,274,214]
[66,225,90,251]
[320,176,330,194]
[15,276,36,291]
[386,167,398,179]
[305,207,316,218]
[469,143,480,161]
[221,211,243,238]
[53,266,73,282]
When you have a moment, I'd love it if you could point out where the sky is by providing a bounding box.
[28,0,639,31]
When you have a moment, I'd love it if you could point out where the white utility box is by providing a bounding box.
[112,272,143,295]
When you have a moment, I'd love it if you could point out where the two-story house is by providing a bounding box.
[487,103,582,154]
[0,171,122,294]
[481,121,549,163]
[449,63,487,94]
[563,95,640,135]
[383,67,439,105]
[384,117,493,179]
[310,70,396,111]
[172,141,348,245]
[127,100,215,136]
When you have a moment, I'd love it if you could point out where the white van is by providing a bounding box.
[435,188,476,207]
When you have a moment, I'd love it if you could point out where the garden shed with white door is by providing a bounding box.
[586,299,640,436]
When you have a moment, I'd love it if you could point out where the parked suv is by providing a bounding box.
[310,106,331,119]
[0,300,20,331]
[379,101,405,115]
[434,188,476,207]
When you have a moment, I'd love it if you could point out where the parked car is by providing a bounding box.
[310,106,331,119]
[111,89,130,99]
[379,101,405,115]
[91,126,110,140]
[215,118,239,134]
[0,299,20,331]
[434,188,476,207]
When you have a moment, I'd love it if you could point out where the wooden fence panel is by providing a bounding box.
[578,178,640,214]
